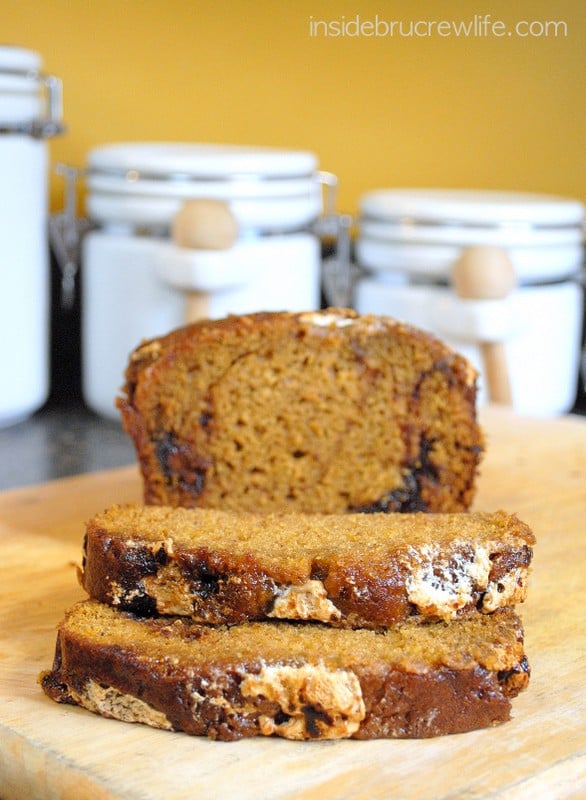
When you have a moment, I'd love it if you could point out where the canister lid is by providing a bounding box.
[87,142,319,180]
[0,45,63,136]
[360,189,584,228]
[85,142,324,231]
[357,189,585,283]
[0,46,42,95]
[0,45,41,73]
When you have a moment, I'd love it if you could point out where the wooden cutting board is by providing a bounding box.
[0,407,585,800]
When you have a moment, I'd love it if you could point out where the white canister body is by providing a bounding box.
[0,47,61,427]
[355,278,582,415]
[0,138,48,425]
[82,231,319,418]
[354,189,585,417]
[81,143,327,419]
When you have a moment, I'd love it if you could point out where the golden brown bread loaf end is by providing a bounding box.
[81,504,535,628]
[117,309,484,514]
[40,601,530,741]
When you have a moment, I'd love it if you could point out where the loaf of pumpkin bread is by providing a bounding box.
[117,309,483,514]
[40,600,530,741]
[81,504,534,628]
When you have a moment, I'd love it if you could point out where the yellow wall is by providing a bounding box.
[4,0,585,215]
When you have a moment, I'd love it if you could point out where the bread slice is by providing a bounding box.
[40,601,529,741]
[82,504,534,628]
[117,309,483,514]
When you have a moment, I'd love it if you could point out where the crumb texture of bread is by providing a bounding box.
[81,504,534,627]
[116,309,483,514]
[40,601,530,741]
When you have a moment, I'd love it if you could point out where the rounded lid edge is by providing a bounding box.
[86,142,319,178]
[0,45,42,72]
[360,188,585,226]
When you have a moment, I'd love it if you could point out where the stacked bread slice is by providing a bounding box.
[41,309,533,739]
[41,505,534,740]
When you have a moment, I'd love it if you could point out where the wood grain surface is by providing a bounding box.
[0,407,584,800]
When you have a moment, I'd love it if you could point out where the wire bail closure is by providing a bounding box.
[0,68,65,138]
[49,165,92,310]
[49,165,350,312]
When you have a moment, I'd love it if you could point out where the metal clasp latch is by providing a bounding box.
[49,165,92,310]
[0,68,65,138]
[315,171,357,308]
[32,72,65,138]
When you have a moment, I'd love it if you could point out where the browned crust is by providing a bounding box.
[116,309,484,514]
[40,602,530,741]
[81,505,534,628]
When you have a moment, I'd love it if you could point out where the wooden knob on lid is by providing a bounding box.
[452,245,516,300]
[172,198,238,251]
[171,199,238,324]
[452,246,516,406]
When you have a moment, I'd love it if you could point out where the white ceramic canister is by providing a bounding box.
[353,189,584,416]
[0,46,63,427]
[81,142,335,419]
